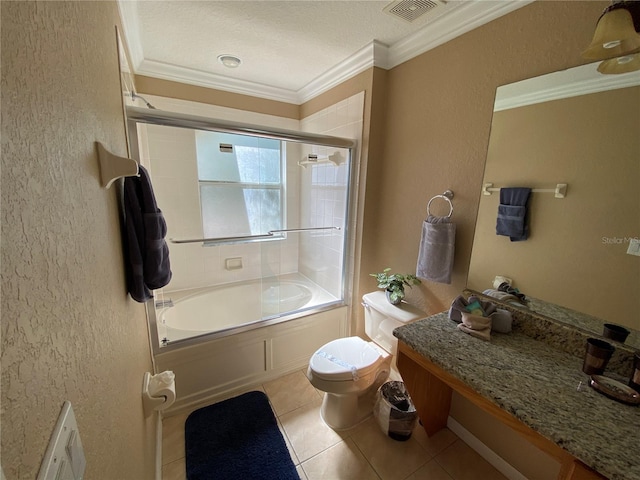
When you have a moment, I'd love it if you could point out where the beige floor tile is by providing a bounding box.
[279,398,350,462]
[403,459,454,480]
[297,464,308,480]
[162,374,507,480]
[350,417,430,480]
[434,440,507,480]
[162,412,189,465]
[222,384,267,401]
[276,416,300,465]
[412,426,458,458]
[300,367,326,400]
[162,457,186,480]
[301,439,380,480]
[264,370,321,416]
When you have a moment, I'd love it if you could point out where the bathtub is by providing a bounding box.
[152,275,347,413]
[157,276,336,344]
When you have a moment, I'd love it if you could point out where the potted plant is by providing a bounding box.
[370,268,421,305]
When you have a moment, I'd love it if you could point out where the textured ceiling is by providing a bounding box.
[138,1,446,90]
[119,1,530,102]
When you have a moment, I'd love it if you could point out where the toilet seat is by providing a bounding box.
[309,336,385,382]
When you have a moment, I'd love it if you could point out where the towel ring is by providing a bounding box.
[427,190,454,218]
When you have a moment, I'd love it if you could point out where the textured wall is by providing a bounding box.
[116,2,612,476]
[359,1,608,316]
[363,1,609,477]
[1,2,155,478]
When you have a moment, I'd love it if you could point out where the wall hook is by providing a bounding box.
[96,142,139,189]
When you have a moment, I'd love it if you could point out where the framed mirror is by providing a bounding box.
[467,62,640,345]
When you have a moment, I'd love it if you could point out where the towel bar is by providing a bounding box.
[170,226,341,244]
[482,183,567,198]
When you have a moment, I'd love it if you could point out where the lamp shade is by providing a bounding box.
[582,7,640,60]
[597,52,640,73]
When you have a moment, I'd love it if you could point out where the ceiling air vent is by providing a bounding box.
[383,0,443,23]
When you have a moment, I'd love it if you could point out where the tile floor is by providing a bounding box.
[161,369,508,480]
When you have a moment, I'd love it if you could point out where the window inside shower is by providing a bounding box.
[130,116,354,348]
[196,132,284,240]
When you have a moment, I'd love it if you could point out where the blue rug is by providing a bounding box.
[185,391,299,480]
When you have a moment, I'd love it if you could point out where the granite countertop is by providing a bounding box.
[463,290,637,377]
[523,297,640,352]
[394,313,640,480]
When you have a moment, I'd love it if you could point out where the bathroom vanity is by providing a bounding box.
[394,311,639,480]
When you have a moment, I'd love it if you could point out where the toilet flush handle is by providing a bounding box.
[361,301,370,310]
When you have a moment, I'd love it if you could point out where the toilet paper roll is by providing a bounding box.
[148,371,176,411]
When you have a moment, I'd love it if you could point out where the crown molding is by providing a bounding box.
[494,62,640,111]
[387,0,534,69]
[118,0,533,105]
[136,59,301,104]
[297,41,389,104]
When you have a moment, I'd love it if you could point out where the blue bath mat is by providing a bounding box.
[185,391,298,480]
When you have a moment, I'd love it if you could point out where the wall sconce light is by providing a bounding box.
[597,51,640,73]
[583,1,640,74]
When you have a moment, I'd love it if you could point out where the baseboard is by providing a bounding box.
[447,416,528,480]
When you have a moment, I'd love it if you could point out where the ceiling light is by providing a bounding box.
[217,55,242,68]
[582,3,640,60]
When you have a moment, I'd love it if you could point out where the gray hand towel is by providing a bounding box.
[416,215,456,284]
[496,187,531,241]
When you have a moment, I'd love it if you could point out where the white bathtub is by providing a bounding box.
[157,276,334,343]
[153,275,347,413]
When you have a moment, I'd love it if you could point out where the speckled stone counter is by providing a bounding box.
[394,313,640,480]
[523,298,640,351]
[463,290,638,378]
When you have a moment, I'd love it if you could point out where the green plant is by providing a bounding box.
[370,268,421,304]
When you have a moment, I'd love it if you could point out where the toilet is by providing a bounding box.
[307,291,426,430]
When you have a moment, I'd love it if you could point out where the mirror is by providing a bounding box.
[467,62,640,347]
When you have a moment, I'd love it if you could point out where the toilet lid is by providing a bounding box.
[310,336,383,381]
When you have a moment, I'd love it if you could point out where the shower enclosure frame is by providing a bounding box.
[125,106,358,356]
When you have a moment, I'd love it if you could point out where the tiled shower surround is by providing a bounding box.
[138,93,364,298]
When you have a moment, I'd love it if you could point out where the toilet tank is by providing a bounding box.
[363,291,427,354]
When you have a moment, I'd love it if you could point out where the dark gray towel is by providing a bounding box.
[416,215,456,284]
[496,187,531,241]
[124,165,172,302]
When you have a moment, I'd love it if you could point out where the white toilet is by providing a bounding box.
[307,291,426,430]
